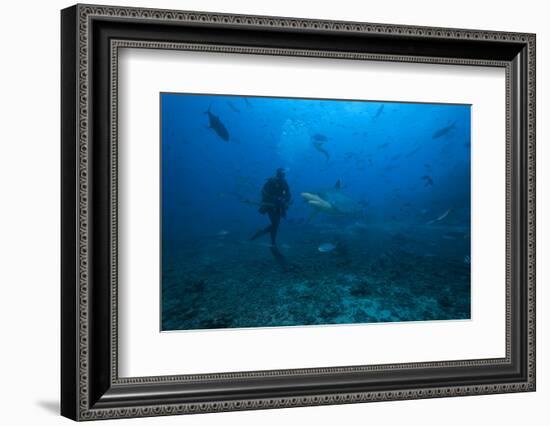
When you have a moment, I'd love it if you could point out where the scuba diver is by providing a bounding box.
[249,168,291,247]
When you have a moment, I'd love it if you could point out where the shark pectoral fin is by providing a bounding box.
[307,210,320,222]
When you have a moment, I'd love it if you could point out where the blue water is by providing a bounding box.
[161,93,471,331]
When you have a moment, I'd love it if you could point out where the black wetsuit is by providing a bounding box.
[250,177,291,245]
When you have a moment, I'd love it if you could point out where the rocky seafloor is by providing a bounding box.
[161,223,471,331]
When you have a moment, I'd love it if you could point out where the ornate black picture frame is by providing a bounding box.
[61,4,536,421]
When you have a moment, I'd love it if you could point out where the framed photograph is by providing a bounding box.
[61,4,536,421]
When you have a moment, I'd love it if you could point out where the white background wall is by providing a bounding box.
[0,0,546,424]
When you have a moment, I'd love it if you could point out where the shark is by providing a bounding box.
[301,180,364,220]
[311,133,330,162]
[205,105,230,141]
[432,121,456,139]
[426,208,452,225]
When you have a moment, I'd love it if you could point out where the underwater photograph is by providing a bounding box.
[161,93,471,331]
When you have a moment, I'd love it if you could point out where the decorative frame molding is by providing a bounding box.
[61,4,535,421]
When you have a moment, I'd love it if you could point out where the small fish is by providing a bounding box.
[421,175,434,186]
[205,105,230,141]
[318,243,337,253]
[427,208,452,225]
[464,255,471,265]
[217,230,230,237]
[436,209,451,221]
[226,101,240,113]
[377,142,389,150]
[374,104,385,119]
[432,122,456,139]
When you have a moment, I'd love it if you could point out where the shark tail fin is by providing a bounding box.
[334,179,341,190]
[204,104,211,115]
